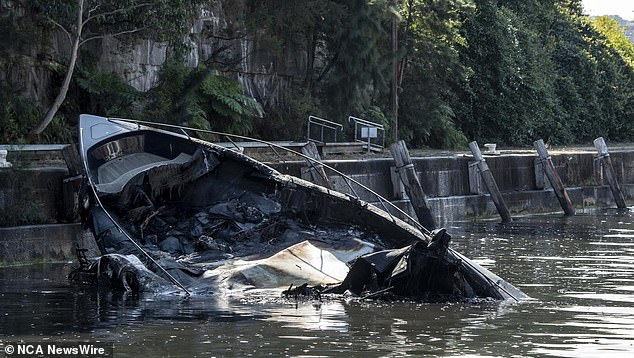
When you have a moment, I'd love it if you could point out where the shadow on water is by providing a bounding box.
[2,209,634,356]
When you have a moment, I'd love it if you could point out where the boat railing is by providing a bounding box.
[106,117,430,236]
[98,117,525,302]
[306,115,343,144]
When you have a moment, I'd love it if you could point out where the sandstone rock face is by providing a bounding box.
[97,37,168,92]
[1,1,306,111]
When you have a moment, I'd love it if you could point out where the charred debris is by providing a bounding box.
[72,115,527,303]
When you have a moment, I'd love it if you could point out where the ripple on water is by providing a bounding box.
[3,210,634,356]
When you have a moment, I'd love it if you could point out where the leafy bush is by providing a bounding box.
[0,88,72,144]
[75,67,140,117]
[142,60,263,136]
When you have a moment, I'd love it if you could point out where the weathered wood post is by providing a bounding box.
[468,141,512,223]
[594,137,627,209]
[301,142,332,189]
[61,144,84,221]
[389,140,436,231]
[533,139,575,216]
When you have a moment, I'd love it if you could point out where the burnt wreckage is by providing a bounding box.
[76,114,527,302]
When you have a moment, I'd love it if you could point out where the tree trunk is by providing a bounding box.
[30,0,84,136]
[304,28,316,90]
[391,0,399,142]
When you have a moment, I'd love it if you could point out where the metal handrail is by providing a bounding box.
[348,115,385,150]
[106,117,429,235]
[307,115,343,144]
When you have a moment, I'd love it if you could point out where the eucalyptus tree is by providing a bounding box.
[29,0,206,135]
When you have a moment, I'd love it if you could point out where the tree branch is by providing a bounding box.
[46,16,73,46]
[79,27,146,46]
[206,34,248,42]
[82,2,151,26]
[87,3,100,17]
[30,0,84,136]
[221,69,293,78]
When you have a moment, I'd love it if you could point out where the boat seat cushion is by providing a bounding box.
[96,152,192,194]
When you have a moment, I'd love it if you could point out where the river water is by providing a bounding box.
[1,209,634,357]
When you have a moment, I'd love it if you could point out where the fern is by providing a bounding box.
[76,67,139,117]
[142,62,264,136]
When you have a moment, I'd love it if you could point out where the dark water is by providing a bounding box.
[2,210,634,357]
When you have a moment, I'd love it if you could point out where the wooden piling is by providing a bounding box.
[61,144,83,221]
[62,144,82,176]
[594,137,627,209]
[390,140,436,231]
[301,142,332,189]
[468,141,512,223]
[533,139,575,216]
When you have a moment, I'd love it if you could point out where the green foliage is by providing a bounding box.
[398,0,473,149]
[245,0,345,60]
[199,74,264,134]
[142,60,263,136]
[0,169,47,227]
[0,87,72,144]
[319,0,392,120]
[362,105,390,131]
[244,0,392,138]
[75,67,140,117]
[549,3,634,142]
[0,2,38,57]
[592,16,634,68]
[30,0,206,43]
[458,1,558,145]
[454,0,634,146]
[254,85,319,140]
[4,0,634,148]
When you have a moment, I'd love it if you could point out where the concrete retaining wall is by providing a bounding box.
[0,224,100,266]
[0,167,69,225]
[0,144,71,226]
[1,144,633,264]
[269,149,634,224]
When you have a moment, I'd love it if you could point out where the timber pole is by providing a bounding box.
[534,139,575,216]
[301,142,332,189]
[594,137,627,209]
[468,141,512,223]
[389,140,435,231]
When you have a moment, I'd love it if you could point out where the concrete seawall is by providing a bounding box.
[268,147,634,224]
[0,224,100,266]
[1,144,633,265]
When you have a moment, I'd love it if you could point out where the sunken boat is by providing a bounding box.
[77,114,527,302]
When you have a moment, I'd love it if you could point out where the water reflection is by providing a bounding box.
[1,209,634,356]
[449,209,634,357]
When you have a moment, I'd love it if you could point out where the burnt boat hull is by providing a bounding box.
[79,114,527,301]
